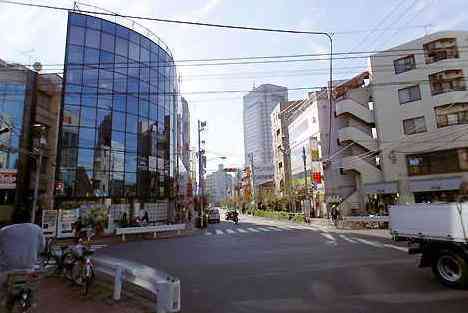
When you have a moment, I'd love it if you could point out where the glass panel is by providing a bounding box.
[61,126,79,147]
[113,55,126,75]
[63,105,80,126]
[129,42,140,61]
[112,111,126,131]
[115,37,128,57]
[150,104,157,121]
[83,67,98,87]
[113,72,127,92]
[126,95,138,115]
[129,31,140,44]
[101,32,115,52]
[141,37,150,49]
[139,81,149,100]
[86,15,101,30]
[100,50,114,70]
[69,13,86,27]
[84,47,99,65]
[139,100,149,117]
[140,66,150,82]
[128,77,139,93]
[75,167,93,196]
[116,24,129,39]
[96,110,112,146]
[67,45,83,64]
[77,148,94,169]
[125,153,137,172]
[111,151,125,172]
[97,94,112,110]
[125,133,137,152]
[66,84,81,94]
[113,94,126,112]
[93,170,110,197]
[111,131,125,151]
[128,61,139,78]
[80,107,96,128]
[79,127,96,148]
[102,20,116,34]
[68,26,85,45]
[61,169,76,196]
[98,69,113,90]
[64,93,80,106]
[82,91,97,107]
[66,66,82,85]
[126,114,138,134]
[140,48,149,64]
[60,148,77,169]
[124,172,137,197]
[85,29,100,48]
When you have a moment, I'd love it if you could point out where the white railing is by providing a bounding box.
[115,224,186,241]
[342,215,389,222]
[94,255,181,312]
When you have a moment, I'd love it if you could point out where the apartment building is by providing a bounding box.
[369,30,468,206]
[205,164,233,206]
[321,31,468,216]
[271,100,301,196]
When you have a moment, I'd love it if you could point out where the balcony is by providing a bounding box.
[335,98,374,124]
[338,127,378,152]
[342,156,383,184]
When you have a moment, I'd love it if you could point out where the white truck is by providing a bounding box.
[389,202,468,288]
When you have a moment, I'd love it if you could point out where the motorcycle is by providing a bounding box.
[225,210,239,224]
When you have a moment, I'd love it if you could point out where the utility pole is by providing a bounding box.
[302,146,310,221]
[197,120,206,228]
[32,124,47,224]
[248,152,256,209]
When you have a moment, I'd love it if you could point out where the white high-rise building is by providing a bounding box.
[243,84,288,186]
[205,164,233,206]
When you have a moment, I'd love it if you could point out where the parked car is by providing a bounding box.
[208,208,221,223]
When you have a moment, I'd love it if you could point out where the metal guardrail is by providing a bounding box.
[115,224,186,241]
[94,255,181,313]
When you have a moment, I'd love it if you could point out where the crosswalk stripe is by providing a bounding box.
[266,227,281,231]
[338,234,357,243]
[257,227,272,232]
[215,229,224,235]
[226,229,235,234]
[205,231,213,235]
[247,227,260,232]
[237,228,248,233]
[320,233,335,241]
[353,238,383,248]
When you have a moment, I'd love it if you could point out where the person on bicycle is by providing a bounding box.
[0,222,45,309]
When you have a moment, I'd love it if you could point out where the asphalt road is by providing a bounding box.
[99,214,468,313]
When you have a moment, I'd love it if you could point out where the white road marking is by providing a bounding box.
[275,226,292,230]
[320,233,336,241]
[236,228,248,233]
[384,244,409,252]
[338,234,357,243]
[257,227,272,232]
[226,229,235,234]
[247,227,260,232]
[215,229,224,235]
[205,231,213,235]
[353,238,383,248]
[266,227,282,231]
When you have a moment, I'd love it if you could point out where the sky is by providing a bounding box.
[0,0,467,173]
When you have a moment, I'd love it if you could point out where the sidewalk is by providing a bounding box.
[38,277,153,313]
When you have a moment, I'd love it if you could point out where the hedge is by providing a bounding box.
[248,209,305,223]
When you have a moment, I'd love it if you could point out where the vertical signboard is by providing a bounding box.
[42,210,58,238]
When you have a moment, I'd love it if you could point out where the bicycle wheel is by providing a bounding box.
[80,267,95,296]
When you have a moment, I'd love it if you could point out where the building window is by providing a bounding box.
[429,69,466,95]
[424,38,459,64]
[435,103,468,127]
[398,85,421,104]
[403,116,426,135]
[394,55,416,74]
[407,149,461,176]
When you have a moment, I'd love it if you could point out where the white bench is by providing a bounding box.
[115,224,186,241]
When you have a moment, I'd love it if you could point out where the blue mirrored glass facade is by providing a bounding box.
[57,12,178,202]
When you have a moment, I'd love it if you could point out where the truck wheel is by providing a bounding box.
[432,251,468,289]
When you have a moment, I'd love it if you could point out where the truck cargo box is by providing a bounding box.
[389,202,468,242]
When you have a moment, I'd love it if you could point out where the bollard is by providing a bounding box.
[113,266,123,301]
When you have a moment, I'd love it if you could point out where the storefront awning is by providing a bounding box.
[364,181,397,194]
[408,176,463,192]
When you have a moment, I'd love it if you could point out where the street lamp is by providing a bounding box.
[31,123,47,224]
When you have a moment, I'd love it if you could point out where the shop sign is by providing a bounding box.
[0,169,16,189]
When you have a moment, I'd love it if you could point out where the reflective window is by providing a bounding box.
[113,73,127,92]
[129,42,140,61]
[77,148,94,169]
[113,95,126,112]
[66,66,82,84]
[111,131,125,150]
[139,100,149,117]
[125,153,137,172]
[83,67,98,87]
[97,94,112,110]
[101,32,115,52]
[85,29,100,48]
[141,48,149,64]
[126,95,138,115]
[125,133,138,152]
[80,107,96,128]
[86,16,101,30]
[63,105,80,126]
[102,20,116,34]
[79,127,96,148]
[115,37,128,57]
[84,47,99,65]
[82,92,97,107]
[98,69,113,90]
[68,45,83,64]
[69,13,86,27]
[128,61,139,78]
[116,25,129,39]
[69,26,85,45]
[112,111,126,131]
[126,114,138,134]
[100,51,114,70]
[114,55,127,74]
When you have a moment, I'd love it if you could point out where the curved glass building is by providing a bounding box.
[56,12,178,205]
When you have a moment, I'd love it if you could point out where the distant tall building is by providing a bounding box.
[243,84,288,187]
[205,164,233,206]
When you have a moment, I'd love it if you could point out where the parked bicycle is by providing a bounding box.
[70,240,95,296]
